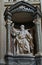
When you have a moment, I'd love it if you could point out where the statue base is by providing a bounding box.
[4,54,36,65]
[16,53,33,56]
[4,53,42,65]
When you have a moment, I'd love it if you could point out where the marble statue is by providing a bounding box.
[11,24,34,55]
[11,23,19,37]
[11,23,20,55]
[16,25,34,54]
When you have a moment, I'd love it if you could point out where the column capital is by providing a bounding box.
[7,19,12,24]
[34,17,41,24]
[4,8,12,22]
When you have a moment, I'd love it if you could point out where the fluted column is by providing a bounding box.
[6,19,12,55]
[4,7,13,55]
[35,17,42,53]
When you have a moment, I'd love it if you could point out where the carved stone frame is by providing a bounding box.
[4,1,42,55]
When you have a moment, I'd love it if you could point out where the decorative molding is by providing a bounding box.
[5,55,36,65]
[4,1,40,6]
[4,1,42,23]
[4,0,40,2]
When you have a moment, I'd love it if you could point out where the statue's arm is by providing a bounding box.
[26,31,33,40]
[16,36,21,43]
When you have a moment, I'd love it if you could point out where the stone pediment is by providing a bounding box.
[9,1,36,11]
[4,1,42,24]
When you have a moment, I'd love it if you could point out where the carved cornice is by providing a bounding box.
[4,1,42,24]
[4,0,40,3]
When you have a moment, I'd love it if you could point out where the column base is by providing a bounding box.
[35,52,42,65]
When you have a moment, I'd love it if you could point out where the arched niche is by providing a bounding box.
[4,1,42,55]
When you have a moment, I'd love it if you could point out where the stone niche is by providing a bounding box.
[4,1,42,65]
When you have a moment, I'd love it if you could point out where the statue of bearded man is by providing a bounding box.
[16,25,34,54]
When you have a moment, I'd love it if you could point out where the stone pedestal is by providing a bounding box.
[35,53,42,65]
[5,55,36,65]
[4,54,42,65]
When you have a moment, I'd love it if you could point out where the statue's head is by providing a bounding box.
[20,25,25,30]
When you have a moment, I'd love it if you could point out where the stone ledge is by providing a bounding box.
[4,1,40,6]
[4,54,36,65]
[4,54,42,65]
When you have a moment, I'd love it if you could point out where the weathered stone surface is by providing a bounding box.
[5,55,36,65]
[35,53,42,65]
